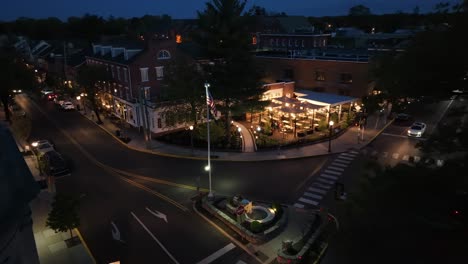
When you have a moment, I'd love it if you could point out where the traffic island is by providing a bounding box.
[201,194,288,244]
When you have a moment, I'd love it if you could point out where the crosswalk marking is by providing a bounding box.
[341,152,357,157]
[349,150,359,154]
[382,152,388,158]
[294,203,305,209]
[298,197,319,206]
[331,162,348,168]
[327,166,345,171]
[312,182,332,189]
[337,156,354,161]
[414,156,421,162]
[308,187,327,194]
[197,243,236,264]
[402,155,409,161]
[392,153,399,159]
[303,192,323,200]
[333,159,351,164]
[324,170,341,176]
[320,174,338,180]
[317,178,334,185]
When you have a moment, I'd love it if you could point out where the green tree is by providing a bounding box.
[196,121,225,145]
[348,5,371,16]
[0,46,35,123]
[161,54,206,127]
[46,194,80,239]
[76,65,110,124]
[196,0,266,141]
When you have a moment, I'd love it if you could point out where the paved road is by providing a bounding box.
[317,97,457,264]
[19,94,329,263]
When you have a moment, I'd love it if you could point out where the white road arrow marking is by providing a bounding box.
[111,221,125,243]
[146,207,168,223]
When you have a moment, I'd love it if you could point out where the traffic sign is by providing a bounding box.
[235,205,245,215]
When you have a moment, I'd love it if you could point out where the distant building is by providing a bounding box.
[257,48,373,98]
[0,124,40,264]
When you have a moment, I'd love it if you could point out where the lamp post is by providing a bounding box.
[237,127,243,151]
[189,125,194,155]
[76,96,82,112]
[328,120,334,153]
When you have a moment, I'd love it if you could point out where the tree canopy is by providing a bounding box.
[46,194,80,239]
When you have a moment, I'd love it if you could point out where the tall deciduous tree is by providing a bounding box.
[197,0,266,140]
[161,53,206,127]
[46,194,80,239]
[0,46,35,123]
[76,65,110,124]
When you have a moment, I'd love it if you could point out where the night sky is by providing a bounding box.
[0,0,460,21]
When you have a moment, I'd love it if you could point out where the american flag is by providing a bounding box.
[206,89,218,118]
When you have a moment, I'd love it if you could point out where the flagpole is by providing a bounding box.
[205,83,213,199]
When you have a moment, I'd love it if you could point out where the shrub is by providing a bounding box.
[250,220,262,233]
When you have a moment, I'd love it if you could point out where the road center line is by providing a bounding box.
[196,243,236,264]
[131,212,180,264]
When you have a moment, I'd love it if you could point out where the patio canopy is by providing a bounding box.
[272,96,300,104]
[279,106,305,114]
[295,90,358,107]
[299,100,323,110]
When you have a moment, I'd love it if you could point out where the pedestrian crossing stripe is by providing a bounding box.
[294,203,305,209]
[341,152,357,157]
[298,197,319,206]
[303,192,323,200]
[333,159,351,164]
[327,166,345,171]
[320,174,338,180]
[414,156,421,162]
[312,182,332,189]
[392,153,399,159]
[331,162,348,168]
[337,156,354,161]
[349,150,359,154]
[308,187,327,194]
[317,177,335,185]
[402,155,409,161]
[324,169,341,176]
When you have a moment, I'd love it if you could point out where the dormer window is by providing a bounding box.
[157,50,171,60]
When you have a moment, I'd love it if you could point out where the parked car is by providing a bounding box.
[12,89,23,94]
[47,93,58,101]
[39,151,70,177]
[36,142,55,155]
[54,96,66,106]
[40,88,53,95]
[61,101,75,110]
[407,122,427,137]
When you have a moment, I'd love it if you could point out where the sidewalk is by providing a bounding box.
[76,103,391,161]
[25,155,95,264]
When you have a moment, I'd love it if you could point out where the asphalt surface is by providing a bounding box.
[18,94,329,263]
[319,97,457,264]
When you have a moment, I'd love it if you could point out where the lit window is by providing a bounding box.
[155,66,164,80]
[140,68,149,82]
[144,87,151,100]
[157,50,171,60]
[252,36,257,45]
[315,71,325,81]
[176,34,182,44]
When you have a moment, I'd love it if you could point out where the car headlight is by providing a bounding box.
[407,130,411,133]
[417,132,421,135]
[18,90,22,93]
[32,142,38,147]
[13,90,17,93]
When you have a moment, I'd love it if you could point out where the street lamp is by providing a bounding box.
[76,96,82,112]
[328,120,334,153]
[189,125,194,155]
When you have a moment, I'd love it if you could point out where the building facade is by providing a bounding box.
[257,53,372,98]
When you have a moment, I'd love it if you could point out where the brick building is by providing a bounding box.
[257,50,373,98]
[85,37,177,132]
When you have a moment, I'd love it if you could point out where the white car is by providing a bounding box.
[61,101,75,110]
[41,89,53,95]
[408,122,427,137]
[36,142,55,155]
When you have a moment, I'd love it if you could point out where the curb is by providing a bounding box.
[361,118,395,148]
[75,228,97,264]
